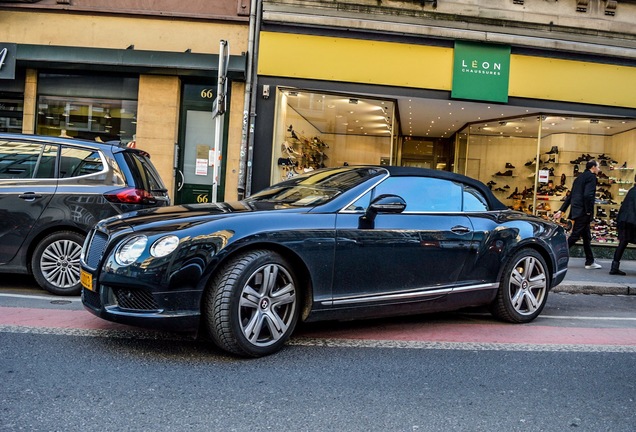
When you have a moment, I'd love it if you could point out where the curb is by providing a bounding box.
[553,282,634,295]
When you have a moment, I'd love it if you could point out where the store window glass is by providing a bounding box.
[36,74,138,144]
[271,88,396,184]
[456,114,636,244]
[0,96,23,133]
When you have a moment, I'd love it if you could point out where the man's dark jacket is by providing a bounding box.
[559,169,597,218]
[617,187,636,225]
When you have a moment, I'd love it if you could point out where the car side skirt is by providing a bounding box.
[325,282,499,306]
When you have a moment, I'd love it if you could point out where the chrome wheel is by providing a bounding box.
[238,263,297,347]
[508,255,547,315]
[32,231,85,296]
[205,250,300,357]
[492,249,549,323]
[40,239,82,289]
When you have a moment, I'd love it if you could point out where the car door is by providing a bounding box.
[0,140,58,264]
[331,176,475,304]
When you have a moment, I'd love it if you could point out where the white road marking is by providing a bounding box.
[2,325,635,353]
[541,315,636,321]
[0,293,81,302]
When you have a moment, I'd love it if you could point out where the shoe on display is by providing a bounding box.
[546,146,559,155]
[621,161,627,168]
[495,170,513,176]
[505,162,516,169]
[585,262,602,270]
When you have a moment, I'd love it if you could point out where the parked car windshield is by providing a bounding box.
[247,167,385,207]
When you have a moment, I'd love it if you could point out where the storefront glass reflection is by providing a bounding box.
[0,97,23,133]
[36,73,138,144]
[271,88,396,184]
[36,97,137,143]
[456,114,636,244]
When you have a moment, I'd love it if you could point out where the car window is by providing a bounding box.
[124,151,167,192]
[249,167,384,207]
[345,176,463,212]
[463,185,489,211]
[59,146,104,178]
[0,140,57,179]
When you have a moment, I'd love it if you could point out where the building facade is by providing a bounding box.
[2,0,636,245]
[0,0,249,203]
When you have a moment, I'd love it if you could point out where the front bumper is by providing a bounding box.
[81,284,201,333]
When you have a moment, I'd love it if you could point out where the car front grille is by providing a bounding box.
[113,287,159,311]
[82,287,101,309]
[85,230,108,268]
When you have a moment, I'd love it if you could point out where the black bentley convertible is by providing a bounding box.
[80,166,569,356]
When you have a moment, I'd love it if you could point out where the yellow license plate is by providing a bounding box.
[80,269,94,291]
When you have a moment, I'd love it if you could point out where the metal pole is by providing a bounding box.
[245,0,263,197]
[238,0,261,200]
[212,40,229,203]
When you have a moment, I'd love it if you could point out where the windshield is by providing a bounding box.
[247,167,385,207]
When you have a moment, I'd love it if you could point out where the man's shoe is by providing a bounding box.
[609,268,626,276]
[585,262,602,269]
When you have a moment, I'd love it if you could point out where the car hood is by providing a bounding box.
[96,200,302,232]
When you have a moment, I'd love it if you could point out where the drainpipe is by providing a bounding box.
[238,0,262,199]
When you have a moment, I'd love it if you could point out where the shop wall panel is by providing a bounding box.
[509,55,636,109]
[0,11,248,54]
[136,75,180,200]
[258,32,453,91]
[260,32,636,111]
[224,81,246,202]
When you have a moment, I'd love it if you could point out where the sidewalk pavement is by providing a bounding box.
[555,257,636,295]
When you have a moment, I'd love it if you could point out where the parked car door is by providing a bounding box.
[0,140,58,263]
[331,176,476,303]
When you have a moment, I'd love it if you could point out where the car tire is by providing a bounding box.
[204,249,299,357]
[31,231,85,296]
[491,248,550,323]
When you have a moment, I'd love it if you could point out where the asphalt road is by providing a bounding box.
[1,277,635,432]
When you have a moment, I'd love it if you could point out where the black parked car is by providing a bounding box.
[80,166,568,357]
[0,133,170,295]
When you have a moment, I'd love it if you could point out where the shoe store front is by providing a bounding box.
[457,114,636,246]
[254,32,636,254]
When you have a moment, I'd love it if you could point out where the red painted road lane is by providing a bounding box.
[299,320,636,346]
[2,306,636,346]
[0,306,142,332]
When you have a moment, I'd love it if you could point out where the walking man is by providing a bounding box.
[553,159,602,269]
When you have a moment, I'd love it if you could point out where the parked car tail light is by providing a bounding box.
[104,187,156,205]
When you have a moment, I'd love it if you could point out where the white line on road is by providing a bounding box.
[0,293,81,302]
[2,325,635,353]
[541,315,636,321]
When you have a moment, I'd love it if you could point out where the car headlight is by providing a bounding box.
[150,235,180,258]
[115,235,148,266]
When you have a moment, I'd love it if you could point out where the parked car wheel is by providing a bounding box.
[31,231,84,296]
[204,250,299,357]
[491,248,549,323]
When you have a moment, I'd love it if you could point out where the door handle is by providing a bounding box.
[18,192,43,201]
[451,225,471,234]
[177,170,185,192]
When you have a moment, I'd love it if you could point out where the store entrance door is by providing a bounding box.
[175,110,216,204]
[174,83,225,205]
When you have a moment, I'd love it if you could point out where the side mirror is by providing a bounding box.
[359,194,406,228]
